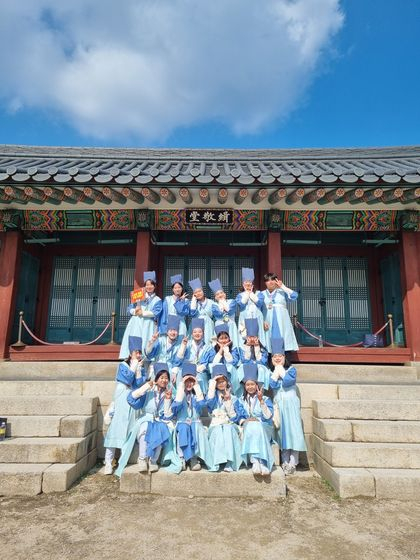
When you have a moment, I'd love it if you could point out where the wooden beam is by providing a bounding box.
[234,188,248,205]
[141,187,160,204]
[0,231,22,359]
[317,188,346,205]
[217,188,228,204]
[159,188,176,204]
[400,231,420,361]
[285,188,305,205]
[179,188,193,204]
[121,187,144,205]
[83,187,112,205]
[23,186,49,205]
[4,186,28,203]
[63,186,88,204]
[252,188,268,204]
[0,189,12,203]
[268,188,287,204]
[301,188,326,205]
[334,188,364,204]
[102,187,126,204]
[199,188,210,204]
[399,187,420,203]
[354,188,384,205]
[379,187,404,203]
[43,186,67,203]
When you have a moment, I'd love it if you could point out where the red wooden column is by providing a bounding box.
[400,231,420,362]
[0,231,23,359]
[134,231,151,290]
[267,231,282,278]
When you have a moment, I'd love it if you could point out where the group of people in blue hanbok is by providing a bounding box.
[104,268,306,478]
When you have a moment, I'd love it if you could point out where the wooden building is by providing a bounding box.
[0,144,419,364]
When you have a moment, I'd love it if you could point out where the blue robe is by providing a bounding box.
[269,366,307,452]
[211,299,239,347]
[235,291,267,349]
[239,394,274,471]
[145,335,183,385]
[160,296,187,336]
[235,363,272,396]
[262,288,299,352]
[175,298,215,344]
[169,392,212,472]
[206,391,245,471]
[207,345,241,395]
[177,339,213,392]
[115,386,180,477]
[119,294,163,358]
[103,362,146,450]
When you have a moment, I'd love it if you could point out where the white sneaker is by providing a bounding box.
[181,459,187,471]
[224,464,233,473]
[190,457,202,471]
[148,461,159,473]
[104,463,113,475]
[260,463,270,477]
[251,460,262,475]
[137,458,148,473]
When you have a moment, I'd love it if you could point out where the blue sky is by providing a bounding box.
[0,0,419,149]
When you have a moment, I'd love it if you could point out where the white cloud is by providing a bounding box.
[0,0,344,141]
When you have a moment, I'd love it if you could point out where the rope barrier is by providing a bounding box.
[294,319,390,348]
[19,318,112,346]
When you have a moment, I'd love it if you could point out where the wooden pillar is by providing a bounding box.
[400,231,420,361]
[267,231,282,278]
[0,231,23,359]
[134,231,151,290]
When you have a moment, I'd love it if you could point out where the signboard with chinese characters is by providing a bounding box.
[186,209,233,225]
[155,209,265,230]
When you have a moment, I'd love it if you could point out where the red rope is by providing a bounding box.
[21,320,112,346]
[295,320,390,348]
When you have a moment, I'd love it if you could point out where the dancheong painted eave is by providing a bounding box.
[0,144,419,209]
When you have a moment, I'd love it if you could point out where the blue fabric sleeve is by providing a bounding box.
[193,395,206,414]
[261,397,274,424]
[230,347,240,366]
[200,346,214,366]
[126,302,136,314]
[171,399,184,416]
[205,395,218,413]
[115,363,135,386]
[174,299,191,317]
[286,290,298,301]
[132,371,147,389]
[152,298,163,319]
[228,299,237,314]
[256,291,265,309]
[231,398,246,424]
[259,348,268,365]
[145,340,160,360]
[159,299,169,334]
[235,292,246,310]
[282,366,297,388]
[211,303,223,319]
[269,377,282,391]
[127,390,147,410]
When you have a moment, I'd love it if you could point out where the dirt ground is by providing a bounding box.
[1,467,419,560]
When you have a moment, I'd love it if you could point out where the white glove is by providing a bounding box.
[243,346,252,361]
[249,291,258,304]
[129,359,139,372]
[129,307,137,316]
[142,310,155,318]
[260,400,272,420]
[175,381,185,402]
[223,347,233,362]
[241,292,250,304]
[212,352,222,364]
[177,344,187,359]
[196,364,206,373]
[281,284,294,296]
[207,378,217,399]
[254,345,262,361]
[272,365,285,381]
[190,296,197,310]
[194,382,204,401]
[131,381,152,399]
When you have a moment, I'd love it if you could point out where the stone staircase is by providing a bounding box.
[0,386,99,496]
[312,383,420,499]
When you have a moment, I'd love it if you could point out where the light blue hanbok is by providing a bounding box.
[206,391,245,472]
[262,288,299,352]
[145,335,183,384]
[103,362,145,450]
[239,394,274,471]
[177,340,213,393]
[160,296,187,336]
[207,345,241,397]
[119,294,162,358]
[236,291,267,349]
[115,386,180,477]
[211,299,239,347]
[269,366,307,452]
[175,298,215,344]
[235,363,272,396]
[168,392,212,473]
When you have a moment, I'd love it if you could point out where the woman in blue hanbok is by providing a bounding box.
[145,315,183,385]
[170,362,212,472]
[176,317,212,393]
[206,364,245,472]
[115,362,180,477]
[262,272,299,353]
[235,267,266,349]
[269,337,307,475]
[159,274,187,336]
[103,336,146,475]
[208,278,239,347]
[239,362,274,477]
[119,271,163,358]
[207,324,241,396]
[175,277,214,344]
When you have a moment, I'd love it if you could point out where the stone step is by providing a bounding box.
[0,463,50,496]
[313,399,420,421]
[313,452,420,500]
[0,380,114,404]
[0,396,98,416]
[0,433,96,464]
[0,361,117,379]
[297,364,418,383]
[119,465,286,499]
[313,417,420,443]
[312,434,420,469]
[42,449,98,493]
[5,415,97,438]
[338,384,420,401]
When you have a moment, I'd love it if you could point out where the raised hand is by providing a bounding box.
[164,389,172,399]
[223,388,231,401]
[257,386,264,402]
[275,279,283,288]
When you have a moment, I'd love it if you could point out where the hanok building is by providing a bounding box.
[0,144,419,365]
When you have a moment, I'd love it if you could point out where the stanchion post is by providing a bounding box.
[11,311,26,347]
[109,311,117,345]
[387,313,396,348]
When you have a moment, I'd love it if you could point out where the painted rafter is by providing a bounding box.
[141,187,160,204]
[121,187,145,204]
[252,188,268,204]
[268,188,287,204]
[102,187,126,204]
[317,188,346,205]
[159,188,176,204]
[234,188,248,205]
[334,188,364,205]
[301,188,326,205]
[217,188,228,204]
[199,188,210,204]
[285,188,305,205]
[179,188,193,204]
